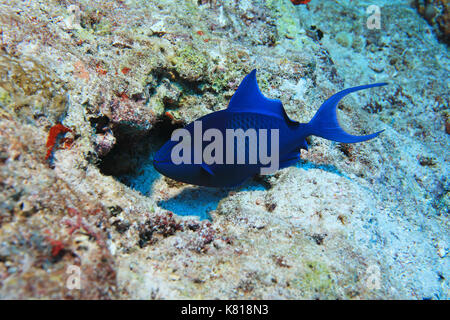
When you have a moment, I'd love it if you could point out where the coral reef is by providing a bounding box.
[0,120,116,298]
[0,0,448,299]
[414,0,449,45]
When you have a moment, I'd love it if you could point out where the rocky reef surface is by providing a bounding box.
[0,0,448,299]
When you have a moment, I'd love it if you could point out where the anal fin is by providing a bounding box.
[201,163,215,176]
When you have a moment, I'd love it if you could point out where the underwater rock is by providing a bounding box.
[107,97,155,133]
[94,130,116,157]
[414,0,450,44]
[0,53,67,126]
[62,5,83,30]
[335,31,353,48]
[0,119,116,299]
[0,0,448,300]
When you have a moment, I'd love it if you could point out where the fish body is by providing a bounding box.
[154,70,386,187]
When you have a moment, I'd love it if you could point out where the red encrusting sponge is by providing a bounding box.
[290,0,311,5]
[45,123,73,161]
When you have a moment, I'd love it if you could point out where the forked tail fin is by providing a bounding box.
[306,83,387,143]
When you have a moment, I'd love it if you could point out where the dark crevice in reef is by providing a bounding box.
[89,115,110,134]
[98,116,183,184]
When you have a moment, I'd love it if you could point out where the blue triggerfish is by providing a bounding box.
[154,69,386,187]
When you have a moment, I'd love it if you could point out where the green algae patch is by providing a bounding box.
[0,53,67,125]
[171,45,209,81]
[209,55,251,94]
[294,260,337,297]
[265,0,302,44]
[74,28,97,42]
[0,87,12,107]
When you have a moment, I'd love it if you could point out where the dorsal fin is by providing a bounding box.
[228,69,298,126]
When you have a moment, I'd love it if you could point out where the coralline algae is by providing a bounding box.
[0,0,448,299]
